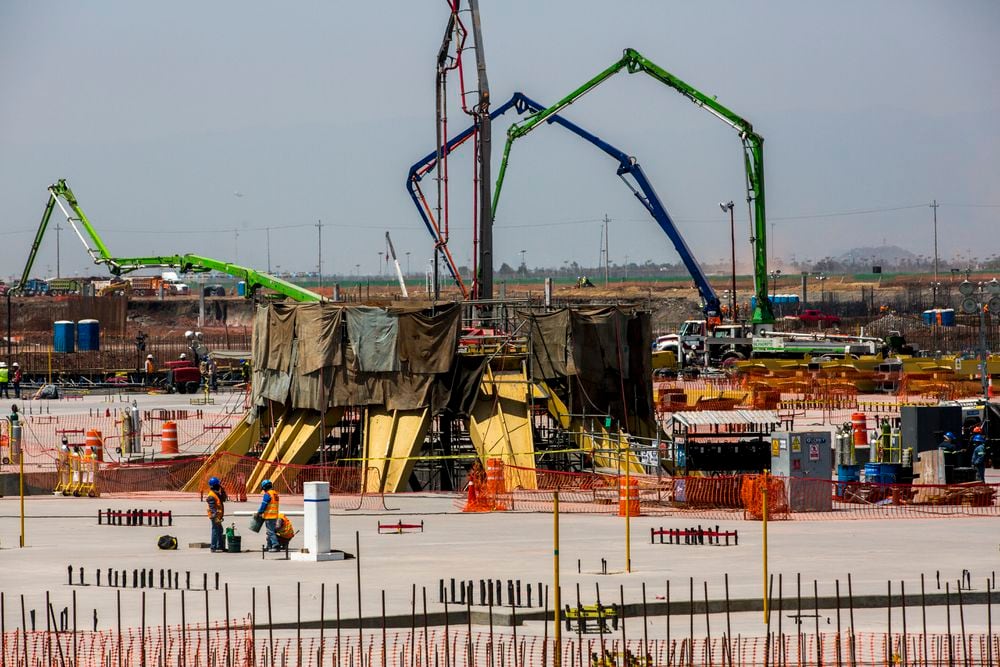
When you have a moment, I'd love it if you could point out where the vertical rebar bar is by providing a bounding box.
[835,580,842,667]
[956,581,967,667]
[813,580,820,667]
[847,573,855,667]
[945,582,953,667]
[117,589,122,667]
[921,574,928,667]
[703,581,711,667]
[268,585,275,667]
[181,589,188,667]
[338,584,343,667]
[320,582,326,667]
[141,590,147,667]
[688,578,694,667]
[356,532,363,667]
[204,588,211,667]
[642,582,649,667]
[900,580,907,667]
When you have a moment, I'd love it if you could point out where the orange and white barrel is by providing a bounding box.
[160,421,179,455]
[85,429,104,462]
[851,412,868,446]
[618,476,641,517]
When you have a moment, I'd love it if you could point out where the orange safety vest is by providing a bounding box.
[262,490,280,519]
[207,489,225,521]
[275,514,294,540]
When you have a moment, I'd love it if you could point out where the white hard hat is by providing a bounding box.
[0,362,6,367]
[179,353,187,359]
[146,354,154,359]
[195,331,203,339]
[184,330,194,339]
[11,362,18,367]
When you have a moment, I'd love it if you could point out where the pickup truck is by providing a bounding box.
[798,309,841,325]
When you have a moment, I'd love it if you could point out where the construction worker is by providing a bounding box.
[274,513,295,550]
[11,362,21,399]
[939,432,958,450]
[144,354,155,385]
[971,435,987,482]
[255,479,281,551]
[206,476,228,552]
[0,362,9,399]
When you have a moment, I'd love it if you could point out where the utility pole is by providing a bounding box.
[603,214,610,287]
[266,228,272,274]
[55,223,62,278]
[930,200,939,306]
[316,219,323,288]
[468,0,492,301]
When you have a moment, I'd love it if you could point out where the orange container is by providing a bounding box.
[160,421,179,454]
[851,412,868,446]
[618,476,641,517]
[85,428,104,462]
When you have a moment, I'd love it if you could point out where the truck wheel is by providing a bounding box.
[176,383,186,394]
[185,381,200,394]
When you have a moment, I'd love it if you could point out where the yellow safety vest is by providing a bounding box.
[262,490,280,519]
[276,514,294,540]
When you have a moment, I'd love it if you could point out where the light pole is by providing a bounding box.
[815,273,828,305]
[519,249,526,272]
[378,252,384,277]
[405,251,411,276]
[769,269,781,299]
[720,201,736,319]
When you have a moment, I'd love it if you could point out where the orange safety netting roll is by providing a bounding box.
[740,474,789,521]
[463,458,508,512]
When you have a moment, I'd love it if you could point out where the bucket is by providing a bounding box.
[836,464,860,497]
[53,321,76,353]
[226,534,242,553]
[851,413,868,446]
[249,514,264,533]
[160,421,179,454]
[77,319,100,351]
[618,476,640,517]
[85,429,104,462]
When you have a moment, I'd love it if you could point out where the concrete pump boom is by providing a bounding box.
[492,48,774,325]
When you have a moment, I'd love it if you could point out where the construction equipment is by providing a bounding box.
[492,48,774,325]
[384,232,409,298]
[17,180,324,302]
[407,92,722,317]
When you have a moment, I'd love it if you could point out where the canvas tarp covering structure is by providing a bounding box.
[251,302,464,415]
[525,306,654,434]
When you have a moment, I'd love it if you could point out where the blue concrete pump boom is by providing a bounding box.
[406,92,721,317]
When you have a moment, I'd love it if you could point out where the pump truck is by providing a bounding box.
[17,180,324,302]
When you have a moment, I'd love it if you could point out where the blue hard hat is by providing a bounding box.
[261,479,273,490]
[972,434,986,444]
[944,432,955,441]
[208,476,220,487]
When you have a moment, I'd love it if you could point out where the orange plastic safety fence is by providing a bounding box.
[2,626,998,666]
[475,466,1000,521]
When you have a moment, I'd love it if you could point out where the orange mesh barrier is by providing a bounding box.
[474,466,1000,520]
[2,626,998,666]
[740,474,790,521]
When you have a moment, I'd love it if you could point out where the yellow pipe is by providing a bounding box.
[553,490,561,667]
[19,430,25,547]
[762,470,769,625]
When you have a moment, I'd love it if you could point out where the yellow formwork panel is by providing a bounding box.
[182,412,260,492]
[246,409,309,492]
[362,407,431,493]
[469,366,537,490]
[269,409,339,491]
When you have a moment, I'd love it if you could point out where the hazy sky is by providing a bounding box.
[2,1,998,281]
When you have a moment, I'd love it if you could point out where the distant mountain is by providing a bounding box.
[837,245,917,265]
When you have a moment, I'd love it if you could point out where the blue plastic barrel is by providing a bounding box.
[77,319,100,351]
[53,320,76,353]
[836,464,860,497]
[864,462,902,484]
[237,281,246,296]
[921,310,935,325]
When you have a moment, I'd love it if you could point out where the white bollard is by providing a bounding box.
[291,481,345,561]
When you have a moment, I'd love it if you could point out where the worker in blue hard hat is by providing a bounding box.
[939,432,958,450]
[206,476,228,552]
[255,479,281,551]
[971,435,987,482]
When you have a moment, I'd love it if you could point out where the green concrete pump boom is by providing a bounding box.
[492,48,774,324]
[18,179,324,302]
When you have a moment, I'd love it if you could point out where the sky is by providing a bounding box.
[1,1,998,281]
